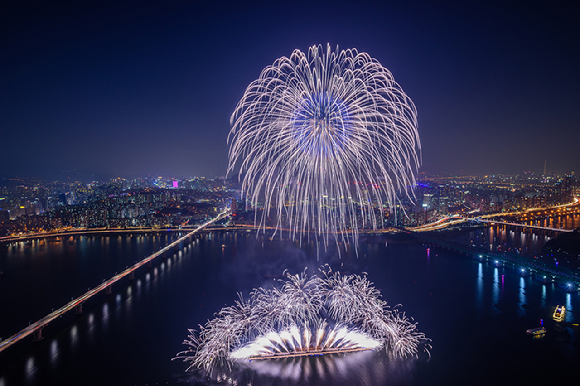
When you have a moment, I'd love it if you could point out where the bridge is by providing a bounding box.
[0,209,230,354]
[408,197,579,233]
[473,219,574,233]
[0,224,232,244]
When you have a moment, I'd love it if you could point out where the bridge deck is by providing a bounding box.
[475,219,573,232]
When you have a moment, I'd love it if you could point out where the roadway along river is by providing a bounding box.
[0,228,579,385]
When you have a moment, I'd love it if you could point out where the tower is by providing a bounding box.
[543,160,546,176]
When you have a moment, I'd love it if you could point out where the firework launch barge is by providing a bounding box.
[247,346,374,361]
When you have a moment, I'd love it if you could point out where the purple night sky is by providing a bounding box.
[1,0,579,180]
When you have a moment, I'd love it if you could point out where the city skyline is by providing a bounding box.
[2,0,579,179]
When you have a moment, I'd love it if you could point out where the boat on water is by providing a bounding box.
[526,327,546,336]
[553,305,566,321]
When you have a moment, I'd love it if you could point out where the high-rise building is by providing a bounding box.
[422,194,433,210]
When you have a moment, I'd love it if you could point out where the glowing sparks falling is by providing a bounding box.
[175,267,429,372]
[228,44,421,246]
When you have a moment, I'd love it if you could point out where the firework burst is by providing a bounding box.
[175,266,429,373]
[228,44,421,246]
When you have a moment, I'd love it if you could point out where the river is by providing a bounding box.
[0,227,578,385]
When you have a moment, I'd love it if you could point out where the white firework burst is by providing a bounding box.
[175,266,428,373]
[228,44,421,247]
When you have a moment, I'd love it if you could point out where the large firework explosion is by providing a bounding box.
[175,267,428,373]
[228,44,421,247]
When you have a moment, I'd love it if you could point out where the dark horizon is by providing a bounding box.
[0,169,571,187]
[2,0,579,179]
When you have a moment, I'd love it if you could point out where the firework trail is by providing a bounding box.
[175,267,429,373]
[228,44,421,247]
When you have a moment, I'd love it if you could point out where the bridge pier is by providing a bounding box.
[32,327,44,342]
[105,285,112,294]
[74,303,83,314]
[147,260,152,268]
[129,271,135,280]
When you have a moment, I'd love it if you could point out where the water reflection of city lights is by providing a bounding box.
[518,277,526,317]
[493,268,499,310]
[476,263,483,316]
[25,356,35,379]
[566,293,573,320]
[50,340,59,365]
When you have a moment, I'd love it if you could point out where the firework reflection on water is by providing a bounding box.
[181,350,418,386]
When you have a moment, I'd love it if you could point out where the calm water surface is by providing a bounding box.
[0,230,578,385]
